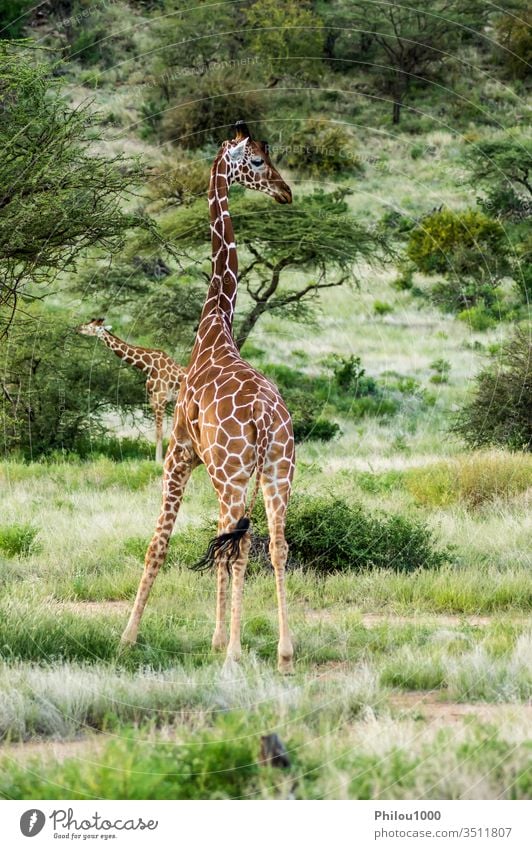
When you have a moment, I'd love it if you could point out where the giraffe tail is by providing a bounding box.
[190,407,269,573]
[189,517,250,572]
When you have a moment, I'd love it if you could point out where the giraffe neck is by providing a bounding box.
[192,151,238,359]
[98,331,153,375]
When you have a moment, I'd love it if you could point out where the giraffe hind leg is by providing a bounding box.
[120,436,196,647]
[262,475,294,674]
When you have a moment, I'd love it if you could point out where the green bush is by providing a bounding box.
[160,68,265,149]
[289,392,341,443]
[282,118,360,176]
[0,524,39,558]
[458,305,496,331]
[373,300,393,316]
[495,10,532,80]
[254,495,449,573]
[407,208,510,312]
[146,154,210,209]
[1,306,146,458]
[453,326,532,451]
[0,1,33,37]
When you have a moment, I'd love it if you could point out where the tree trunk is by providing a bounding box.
[235,303,267,350]
[393,99,401,124]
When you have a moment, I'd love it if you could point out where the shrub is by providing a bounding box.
[160,69,265,149]
[429,358,451,384]
[281,119,360,177]
[407,208,510,312]
[453,326,532,451]
[245,0,325,80]
[0,524,39,558]
[253,495,448,573]
[405,452,532,508]
[1,306,146,458]
[290,395,341,443]
[458,305,497,331]
[373,300,393,315]
[495,10,532,80]
[146,154,210,209]
[325,354,379,397]
[0,0,33,37]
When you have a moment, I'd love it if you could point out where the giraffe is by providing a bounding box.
[76,318,186,462]
[120,121,296,672]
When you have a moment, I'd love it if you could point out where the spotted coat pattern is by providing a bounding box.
[120,126,296,672]
[77,318,185,462]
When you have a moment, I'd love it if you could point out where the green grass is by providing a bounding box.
[1,716,530,800]
[0,523,39,558]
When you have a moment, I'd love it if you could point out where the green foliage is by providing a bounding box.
[0,307,146,458]
[0,524,39,558]
[0,2,33,38]
[245,0,325,79]
[253,495,449,573]
[288,392,341,443]
[324,0,490,123]
[464,137,532,221]
[453,326,532,451]
[0,44,149,329]
[408,209,507,277]
[138,188,389,346]
[281,118,359,176]
[373,300,393,316]
[429,358,451,384]
[159,68,265,149]
[146,154,210,209]
[407,208,510,312]
[261,365,340,443]
[495,8,532,79]
[325,354,379,397]
[458,305,496,331]
[63,1,137,68]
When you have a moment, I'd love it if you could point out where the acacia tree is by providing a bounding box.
[325,0,489,123]
[134,187,390,348]
[0,44,150,334]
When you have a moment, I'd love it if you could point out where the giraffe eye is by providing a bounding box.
[251,157,264,167]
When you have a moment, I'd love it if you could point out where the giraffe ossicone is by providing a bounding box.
[76,318,185,463]
[120,122,295,673]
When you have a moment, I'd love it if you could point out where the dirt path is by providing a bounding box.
[1,735,107,763]
[389,691,532,725]
[302,609,529,627]
[52,600,130,616]
[54,601,529,629]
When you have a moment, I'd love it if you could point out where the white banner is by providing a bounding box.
[2,799,530,848]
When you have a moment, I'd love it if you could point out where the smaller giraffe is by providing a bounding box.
[77,318,186,462]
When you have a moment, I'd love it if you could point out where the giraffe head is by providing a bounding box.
[76,317,112,337]
[224,121,292,204]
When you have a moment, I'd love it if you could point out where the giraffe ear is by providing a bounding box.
[104,325,112,331]
[234,120,251,141]
[228,137,248,162]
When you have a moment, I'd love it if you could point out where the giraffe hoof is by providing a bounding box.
[278,657,294,675]
[119,631,137,651]
[211,635,227,652]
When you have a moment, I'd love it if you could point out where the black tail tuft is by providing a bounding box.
[190,516,250,573]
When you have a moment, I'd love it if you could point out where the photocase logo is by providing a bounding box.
[20,810,46,837]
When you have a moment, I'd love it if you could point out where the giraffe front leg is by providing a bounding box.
[153,401,165,463]
[120,440,194,647]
